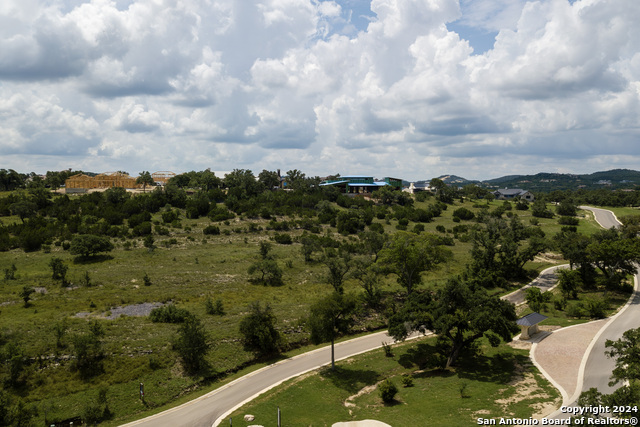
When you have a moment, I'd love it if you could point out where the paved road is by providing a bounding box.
[576,207,638,395]
[503,264,568,306]
[124,206,629,427]
[548,206,640,419]
[579,206,620,230]
[122,330,423,427]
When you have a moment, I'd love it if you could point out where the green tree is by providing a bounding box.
[224,169,263,199]
[532,199,554,218]
[136,171,154,193]
[248,258,283,286]
[322,249,352,294]
[143,234,155,252]
[300,235,322,262]
[285,169,307,192]
[258,169,280,190]
[308,292,357,369]
[174,315,210,374]
[388,278,518,368]
[238,301,282,358]
[587,228,640,293]
[19,286,35,308]
[557,269,582,299]
[379,232,452,295]
[49,257,68,283]
[9,200,37,223]
[556,199,577,216]
[72,331,104,378]
[525,286,550,312]
[70,234,114,258]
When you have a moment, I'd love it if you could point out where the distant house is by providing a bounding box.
[320,175,402,195]
[493,188,535,202]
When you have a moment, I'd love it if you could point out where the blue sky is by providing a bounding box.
[0,0,639,181]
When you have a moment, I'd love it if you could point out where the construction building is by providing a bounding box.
[65,172,140,193]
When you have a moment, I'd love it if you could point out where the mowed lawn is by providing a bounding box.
[228,336,560,427]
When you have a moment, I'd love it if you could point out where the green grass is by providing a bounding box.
[228,336,561,426]
[0,198,608,424]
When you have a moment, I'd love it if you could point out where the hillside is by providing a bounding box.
[423,169,640,192]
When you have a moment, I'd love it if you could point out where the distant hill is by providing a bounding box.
[420,169,640,192]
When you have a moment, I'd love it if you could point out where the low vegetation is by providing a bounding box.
[0,169,638,425]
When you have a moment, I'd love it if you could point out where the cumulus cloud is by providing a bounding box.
[0,0,639,180]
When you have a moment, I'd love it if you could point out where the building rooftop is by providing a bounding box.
[516,312,548,327]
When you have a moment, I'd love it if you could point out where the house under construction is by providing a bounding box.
[152,171,176,185]
[65,172,140,193]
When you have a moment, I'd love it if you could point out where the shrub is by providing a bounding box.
[453,207,475,221]
[205,298,225,315]
[203,225,220,235]
[401,374,414,387]
[273,233,293,245]
[149,304,192,323]
[584,298,607,319]
[238,301,282,357]
[558,216,579,226]
[173,316,209,374]
[70,235,114,258]
[378,379,398,403]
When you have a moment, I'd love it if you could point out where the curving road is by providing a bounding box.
[121,330,425,427]
[123,206,635,426]
[547,206,640,419]
[575,207,639,396]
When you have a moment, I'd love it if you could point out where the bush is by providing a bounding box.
[378,379,398,403]
[203,225,221,235]
[173,316,209,374]
[70,234,114,258]
[149,304,192,323]
[558,216,579,226]
[401,374,414,387]
[205,297,225,315]
[566,302,585,318]
[239,301,282,357]
[453,207,475,221]
[584,298,607,319]
[273,233,293,245]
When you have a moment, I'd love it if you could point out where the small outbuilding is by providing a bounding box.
[516,312,548,340]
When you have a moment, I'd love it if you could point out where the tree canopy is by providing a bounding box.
[388,277,518,368]
[379,232,452,295]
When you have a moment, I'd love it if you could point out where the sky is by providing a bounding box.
[0,0,639,182]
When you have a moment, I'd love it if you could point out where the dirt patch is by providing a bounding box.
[533,252,564,263]
[495,361,558,418]
[344,382,382,408]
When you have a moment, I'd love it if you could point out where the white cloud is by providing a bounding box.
[0,0,639,180]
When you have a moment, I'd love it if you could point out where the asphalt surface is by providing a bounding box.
[121,330,424,427]
[546,206,640,420]
[122,206,634,426]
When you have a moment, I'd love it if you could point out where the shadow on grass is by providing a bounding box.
[456,351,525,384]
[73,255,114,264]
[319,366,380,394]
[397,341,442,370]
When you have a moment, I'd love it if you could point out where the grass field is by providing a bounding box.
[0,196,617,424]
[228,336,561,427]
